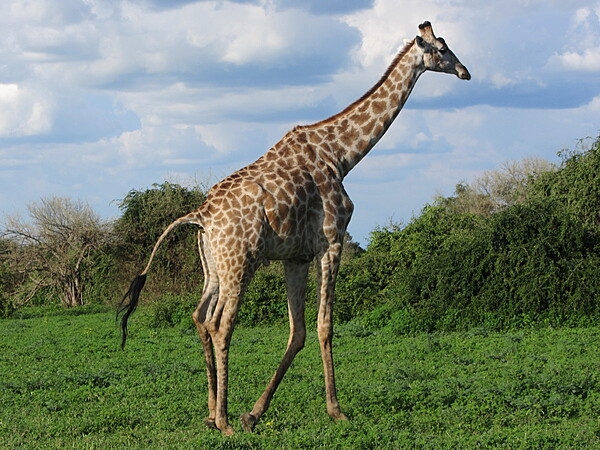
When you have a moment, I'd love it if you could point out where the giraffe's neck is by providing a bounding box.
[301,40,425,179]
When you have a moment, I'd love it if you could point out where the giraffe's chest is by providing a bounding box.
[260,171,353,255]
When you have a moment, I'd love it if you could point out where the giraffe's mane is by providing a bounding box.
[296,38,416,130]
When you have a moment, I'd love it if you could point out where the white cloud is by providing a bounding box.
[342,0,444,68]
[1,0,600,247]
[0,83,53,137]
[219,8,288,64]
[586,95,600,112]
[490,73,518,89]
[552,48,600,71]
[546,3,600,72]
[7,0,50,23]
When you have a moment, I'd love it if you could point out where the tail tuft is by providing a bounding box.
[117,274,147,349]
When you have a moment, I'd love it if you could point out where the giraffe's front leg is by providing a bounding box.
[241,261,309,432]
[317,244,348,422]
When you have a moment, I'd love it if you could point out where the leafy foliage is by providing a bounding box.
[340,135,600,333]
[148,293,199,329]
[387,199,600,332]
[0,239,18,317]
[530,136,600,229]
[438,157,556,216]
[114,181,207,298]
[239,262,289,325]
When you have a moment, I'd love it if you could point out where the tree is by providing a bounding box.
[113,182,207,297]
[2,197,113,307]
[438,157,556,216]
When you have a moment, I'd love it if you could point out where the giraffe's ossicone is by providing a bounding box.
[118,21,470,435]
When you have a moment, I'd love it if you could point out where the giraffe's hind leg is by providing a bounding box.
[200,238,261,435]
[241,260,309,432]
[192,230,220,429]
[192,291,219,429]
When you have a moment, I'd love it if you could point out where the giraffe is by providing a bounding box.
[118,21,470,435]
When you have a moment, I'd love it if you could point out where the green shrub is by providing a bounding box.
[238,263,288,325]
[335,250,396,322]
[377,197,600,332]
[149,293,198,329]
[83,251,120,305]
[339,138,600,333]
[114,182,207,299]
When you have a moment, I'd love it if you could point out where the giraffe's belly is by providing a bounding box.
[262,225,316,263]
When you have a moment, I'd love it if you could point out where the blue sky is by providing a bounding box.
[1,0,599,246]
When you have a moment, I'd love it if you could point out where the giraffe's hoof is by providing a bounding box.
[211,419,235,435]
[328,410,349,422]
[204,418,218,430]
[222,425,235,436]
[240,413,258,432]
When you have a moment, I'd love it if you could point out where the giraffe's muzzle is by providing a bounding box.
[457,63,471,80]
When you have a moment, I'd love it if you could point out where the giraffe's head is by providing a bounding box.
[416,21,471,80]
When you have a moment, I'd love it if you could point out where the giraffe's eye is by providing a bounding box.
[439,47,448,55]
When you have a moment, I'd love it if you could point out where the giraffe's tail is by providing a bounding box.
[117,212,203,349]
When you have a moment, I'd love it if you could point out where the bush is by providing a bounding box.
[238,263,288,325]
[361,198,600,333]
[114,182,207,299]
[530,136,600,230]
[149,293,199,329]
[332,138,600,334]
[335,250,396,322]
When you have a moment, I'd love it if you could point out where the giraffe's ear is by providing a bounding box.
[415,36,427,49]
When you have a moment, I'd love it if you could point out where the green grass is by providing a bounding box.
[2,307,600,448]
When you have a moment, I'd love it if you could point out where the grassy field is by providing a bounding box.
[2,306,600,449]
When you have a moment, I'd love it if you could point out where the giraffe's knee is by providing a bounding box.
[192,308,209,331]
[192,308,202,326]
[193,321,210,346]
[317,322,333,343]
[193,292,219,329]
[291,328,306,352]
[193,307,216,343]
